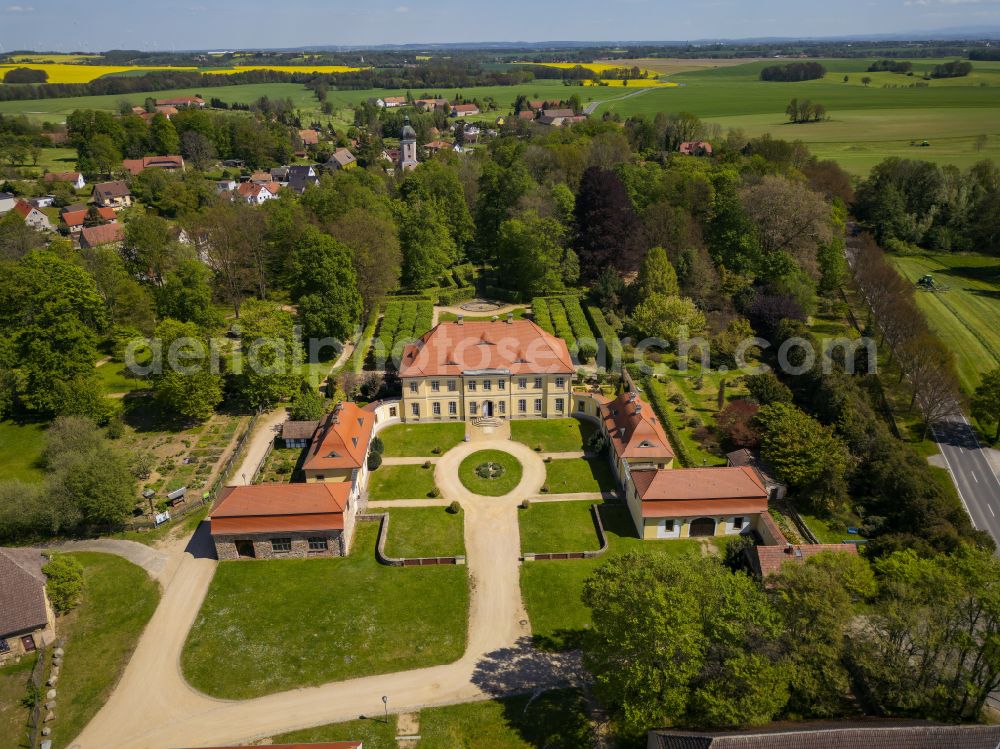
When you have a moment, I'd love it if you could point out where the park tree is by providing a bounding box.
[755,402,850,490]
[43,416,136,527]
[770,552,876,717]
[0,208,44,260]
[715,399,760,448]
[574,166,644,278]
[496,212,570,298]
[148,113,180,155]
[631,294,706,341]
[230,299,301,409]
[0,250,106,416]
[122,212,182,286]
[151,318,224,423]
[636,245,679,299]
[474,157,534,265]
[582,553,789,732]
[290,227,363,342]
[43,554,84,614]
[155,259,221,330]
[180,130,217,171]
[850,547,1000,721]
[288,381,325,421]
[397,198,457,289]
[971,368,1000,441]
[190,199,268,315]
[83,245,156,333]
[79,133,122,177]
[329,207,402,317]
[401,160,475,253]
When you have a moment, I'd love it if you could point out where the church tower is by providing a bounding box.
[398,116,418,172]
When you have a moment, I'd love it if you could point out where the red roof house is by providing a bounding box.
[122,155,185,176]
[80,222,125,249]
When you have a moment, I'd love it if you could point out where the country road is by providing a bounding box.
[933,415,1000,547]
[583,85,656,114]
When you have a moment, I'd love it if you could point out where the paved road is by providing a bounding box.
[933,415,1000,546]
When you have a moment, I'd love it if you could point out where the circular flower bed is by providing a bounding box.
[459,450,523,496]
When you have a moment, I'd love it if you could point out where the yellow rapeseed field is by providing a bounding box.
[517,61,664,79]
[0,62,364,84]
[10,54,102,63]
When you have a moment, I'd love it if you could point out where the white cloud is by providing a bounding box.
[6,5,35,11]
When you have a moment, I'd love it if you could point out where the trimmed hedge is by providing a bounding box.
[349,307,381,373]
[642,375,694,468]
[531,296,600,363]
[437,286,476,306]
[585,305,623,371]
[532,297,554,334]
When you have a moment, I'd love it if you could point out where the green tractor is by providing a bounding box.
[916,274,949,292]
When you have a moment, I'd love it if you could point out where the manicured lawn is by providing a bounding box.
[94,359,148,395]
[0,654,35,749]
[367,464,438,500]
[273,689,591,749]
[50,553,161,749]
[384,507,465,558]
[543,458,616,494]
[520,503,709,650]
[273,716,396,747]
[378,422,466,457]
[510,418,595,453]
[418,689,591,749]
[181,522,468,698]
[519,500,602,554]
[0,420,46,483]
[799,512,862,544]
[889,253,1000,396]
[458,450,524,496]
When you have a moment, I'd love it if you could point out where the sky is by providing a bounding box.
[0,0,998,52]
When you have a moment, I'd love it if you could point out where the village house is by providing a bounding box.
[280,420,320,449]
[416,98,447,110]
[11,200,53,232]
[0,548,55,664]
[298,128,320,146]
[28,196,54,210]
[121,155,185,176]
[422,140,451,155]
[748,540,859,580]
[80,222,125,250]
[92,181,133,210]
[538,108,586,127]
[726,447,787,500]
[301,401,375,493]
[215,179,238,194]
[209,482,358,560]
[517,110,536,121]
[235,181,279,205]
[286,165,320,194]
[155,95,205,108]
[451,103,480,117]
[378,96,406,108]
[42,171,85,190]
[0,192,16,214]
[61,205,116,235]
[678,141,713,156]
[399,318,575,423]
[325,147,357,171]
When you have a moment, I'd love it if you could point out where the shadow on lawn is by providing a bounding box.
[471,635,588,697]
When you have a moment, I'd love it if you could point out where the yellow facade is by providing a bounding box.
[401,372,573,422]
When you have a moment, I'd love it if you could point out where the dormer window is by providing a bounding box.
[352,437,358,447]
[638,440,653,448]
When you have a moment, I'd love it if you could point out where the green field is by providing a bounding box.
[377,422,466,457]
[181,522,468,699]
[0,420,46,482]
[384,507,465,558]
[608,58,1000,174]
[888,253,1000,394]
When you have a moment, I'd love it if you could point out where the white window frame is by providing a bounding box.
[518,399,526,413]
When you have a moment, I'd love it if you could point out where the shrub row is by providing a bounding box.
[532,297,554,334]
[349,307,381,374]
[642,376,694,468]
[585,305,624,370]
[437,286,476,306]
[532,296,599,363]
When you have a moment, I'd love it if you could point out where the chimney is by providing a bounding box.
[784,543,794,554]
[456,314,463,325]
[634,405,641,415]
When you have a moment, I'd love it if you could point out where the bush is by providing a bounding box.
[429,487,441,498]
[447,500,461,514]
[535,443,543,452]
[423,460,432,469]
[367,452,382,471]
[370,436,384,455]
[431,446,442,455]
[105,416,125,440]
[44,554,84,614]
[587,431,609,454]
[520,499,531,510]
[544,456,552,463]
[540,484,550,493]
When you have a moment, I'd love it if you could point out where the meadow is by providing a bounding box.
[607,57,1000,173]
[888,252,1000,395]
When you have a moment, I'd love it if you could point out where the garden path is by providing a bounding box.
[70,436,581,749]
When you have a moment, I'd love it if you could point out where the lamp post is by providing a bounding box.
[381,695,389,724]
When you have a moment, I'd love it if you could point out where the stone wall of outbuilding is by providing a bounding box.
[214,529,345,561]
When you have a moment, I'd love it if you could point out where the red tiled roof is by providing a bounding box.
[155,96,204,106]
[400,320,574,378]
[122,155,184,176]
[0,548,48,638]
[12,200,34,219]
[750,543,859,579]
[80,222,125,247]
[631,466,767,518]
[299,129,320,145]
[452,103,479,113]
[236,182,274,200]
[93,181,131,199]
[382,96,406,104]
[62,206,116,228]
[302,402,375,472]
[210,483,350,536]
[600,391,673,462]
[517,110,535,120]
[42,171,81,183]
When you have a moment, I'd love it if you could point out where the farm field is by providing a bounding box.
[0,79,621,124]
[607,58,1000,173]
[888,253,1000,395]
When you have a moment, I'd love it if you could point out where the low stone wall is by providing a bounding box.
[521,503,609,562]
[358,513,466,567]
